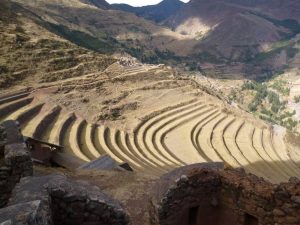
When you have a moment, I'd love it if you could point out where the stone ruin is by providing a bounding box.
[150,164,300,225]
[1,175,130,225]
[1,120,300,225]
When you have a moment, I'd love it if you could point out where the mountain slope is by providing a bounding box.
[162,0,300,78]
[112,0,184,23]
[0,0,115,89]
[9,0,200,71]
[9,0,300,79]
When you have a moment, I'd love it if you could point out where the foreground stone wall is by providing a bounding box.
[152,166,300,225]
[0,121,33,207]
[1,175,130,225]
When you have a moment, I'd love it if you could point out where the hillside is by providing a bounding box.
[0,0,116,89]
[162,0,300,78]
[11,0,197,61]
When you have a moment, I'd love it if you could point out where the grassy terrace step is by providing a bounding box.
[3,103,44,126]
[22,105,62,139]
[105,127,142,170]
[116,130,162,174]
[144,105,209,166]
[0,97,34,121]
[48,112,76,145]
[76,122,99,161]
[42,60,106,82]
[262,129,295,177]
[211,116,241,168]
[272,133,300,169]
[126,133,167,174]
[194,112,224,162]
[236,123,284,182]
[263,129,300,177]
[159,106,217,165]
[252,129,289,180]
[95,126,123,164]
[83,123,101,160]
[93,125,108,156]
[135,100,203,168]
[0,92,31,105]
[66,118,89,162]
[271,131,300,174]
[44,67,164,91]
[123,67,148,74]
[223,119,266,179]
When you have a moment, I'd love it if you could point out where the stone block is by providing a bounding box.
[0,200,51,225]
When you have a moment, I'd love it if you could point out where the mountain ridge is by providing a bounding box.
[80,0,111,9]
[112,0,184,23]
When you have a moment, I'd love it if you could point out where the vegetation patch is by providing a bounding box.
[285,131,300,149]
[270,79,290,96]
[239,81,298,131]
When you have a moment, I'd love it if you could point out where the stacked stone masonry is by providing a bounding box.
[153,167,300,225]
[0,175,130,225]
[0,121,33,208]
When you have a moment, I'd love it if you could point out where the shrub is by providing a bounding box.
[270,79,290,96]
[294,95,300,103]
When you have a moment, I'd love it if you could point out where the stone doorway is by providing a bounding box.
[188,206,198,225]
[244,214,259,225]
[187,204,239,225]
